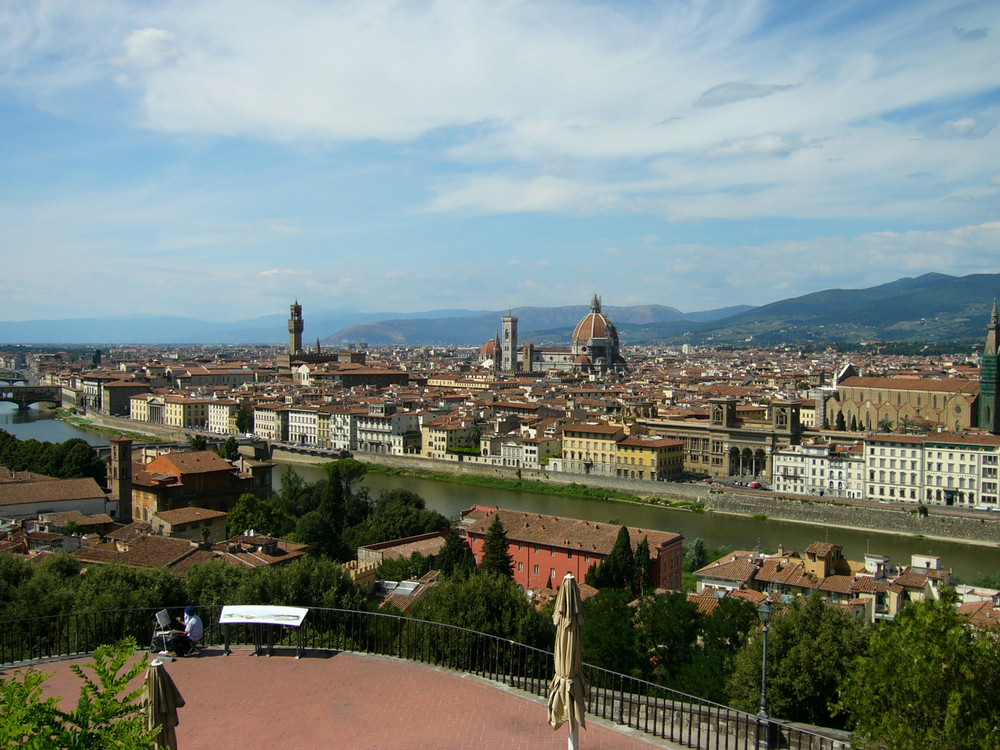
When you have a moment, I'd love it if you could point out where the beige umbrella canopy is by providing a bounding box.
[144,659,186,750]
[548,573,588,749]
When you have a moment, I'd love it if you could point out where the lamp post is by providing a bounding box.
[757,600,774,749]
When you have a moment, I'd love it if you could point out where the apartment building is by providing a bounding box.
[864,433,1000,507]
[461,505,683,591]
[561,422,625,477]
[614,435,684,481]
[771,441,866,499]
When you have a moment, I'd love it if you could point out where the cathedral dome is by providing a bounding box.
[572,295,617,345]
[480,338,497,357]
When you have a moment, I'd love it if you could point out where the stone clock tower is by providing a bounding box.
[288,301,304,356]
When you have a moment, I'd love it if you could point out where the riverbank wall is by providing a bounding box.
[274,448,1000,547]
[80,414,1000,547]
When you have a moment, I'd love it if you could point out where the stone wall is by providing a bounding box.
[703,491,1000,545]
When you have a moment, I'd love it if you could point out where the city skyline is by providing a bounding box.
[3,0,999,322]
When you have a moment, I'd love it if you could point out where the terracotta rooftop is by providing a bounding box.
[0,477,106,507]
[461,506,681,555]
[153,507,228,525]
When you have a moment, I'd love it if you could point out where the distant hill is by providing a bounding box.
[326,304,706,346]
[1,272,995,346]
[624,273,1000,346]
[0,308,491,345]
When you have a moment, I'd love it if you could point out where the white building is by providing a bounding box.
[207,399,239,434]
[771,441,866,499]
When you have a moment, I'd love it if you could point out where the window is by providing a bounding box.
[533,565,539,575]
[518,562,524,572]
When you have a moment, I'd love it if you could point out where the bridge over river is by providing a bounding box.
[0,384,61,409]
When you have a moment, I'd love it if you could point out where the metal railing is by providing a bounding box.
[0,607,850,750]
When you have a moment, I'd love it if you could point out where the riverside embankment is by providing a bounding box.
[78,411,1000,549]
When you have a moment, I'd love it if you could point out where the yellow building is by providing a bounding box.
[152,506,228,543]
[163,395,212,429]
[615,435,684,481]
[561,422,625,477]
[420,416,480,458]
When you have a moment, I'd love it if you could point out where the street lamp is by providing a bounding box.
[757,600,774,749]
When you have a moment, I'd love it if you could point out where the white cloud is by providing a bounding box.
[706,133,803,158]
[936,117,994,139]
[119,28,178,69]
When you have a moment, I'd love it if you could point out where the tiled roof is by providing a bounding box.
[0,478,106,507]
[840,376,978,394]
[153,506,228,525]
[461,506,681,555]
[147,451,234,476]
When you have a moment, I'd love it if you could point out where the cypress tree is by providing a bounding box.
[633,536,652,595]
[479,515,514,579]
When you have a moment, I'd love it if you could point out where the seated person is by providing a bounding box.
[166,606,204,656]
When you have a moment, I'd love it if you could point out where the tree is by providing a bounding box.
[294,511,344,559]
[377,552,436,582]
[220,436,240,461]
[726,594,870,728]
[582,590,641,676]
[227,493,290,538]
[683,537,708,572]
[840,592,1000,750]
[235,407,254,435]
[478,515,514,579]
[188,434,207,452]
[413,572,551,648]
[73,564,186,615]
[673,596,758,702]
[877,416,894,432]
[345,497,450,551]
[183,558,248,606]
[585,525,634,591]
[435,528,475,577]
[634,592,702,684]
[835,411,846,431]
[633,536,653,596]
[850,414,858,431]
[276,467,312,517]
[0,639,157,750]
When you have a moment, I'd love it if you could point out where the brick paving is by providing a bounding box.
[13,647,682,749]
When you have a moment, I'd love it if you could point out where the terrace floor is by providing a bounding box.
[9,646,681,749]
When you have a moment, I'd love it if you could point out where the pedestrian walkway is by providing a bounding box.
[23,647,682,749]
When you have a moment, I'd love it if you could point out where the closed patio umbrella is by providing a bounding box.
[547,573,588,750]
[144,658,186,750]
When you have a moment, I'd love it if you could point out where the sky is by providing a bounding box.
[2,0,999,323]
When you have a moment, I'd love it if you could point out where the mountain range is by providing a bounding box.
[0,273,996,346]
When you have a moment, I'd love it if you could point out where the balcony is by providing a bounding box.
[3,607,851,750]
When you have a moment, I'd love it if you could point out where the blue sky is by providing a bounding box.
[2,0,999,322]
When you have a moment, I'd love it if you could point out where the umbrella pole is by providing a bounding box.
[569,725,579,750]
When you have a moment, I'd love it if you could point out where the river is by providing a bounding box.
[3,406,999,581]
[277,460,1000,583]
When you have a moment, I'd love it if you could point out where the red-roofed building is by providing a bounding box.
[460,505,683,591]
[127,450,272,523]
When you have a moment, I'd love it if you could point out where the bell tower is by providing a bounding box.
[501,310,518,374]
[980,300,999,434]
[108,435,133,523]
[288,301,304,356]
